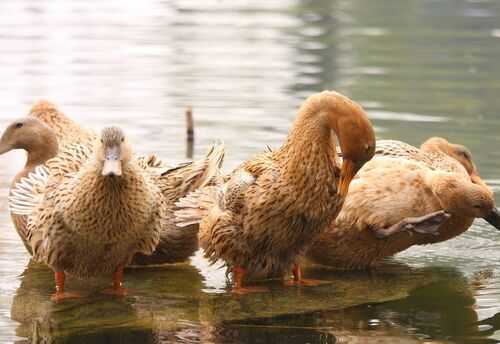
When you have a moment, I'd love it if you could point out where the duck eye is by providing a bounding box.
[100,139,104,143]
[15,123,23,129]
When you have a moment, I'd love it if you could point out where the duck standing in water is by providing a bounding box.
[307,137,500,270]
[175,91,376,293]
[0,107,224,267]
[9,127,166,301]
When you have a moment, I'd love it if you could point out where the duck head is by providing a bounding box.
[97,127,132,177]
[421,137,500,230]
[0,117,58,165]
[421,137,478,177]
[323,92,376,197]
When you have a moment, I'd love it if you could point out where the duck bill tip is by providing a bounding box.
[484,207,500,230]
[102,160,122,177]
[338,159,355,198]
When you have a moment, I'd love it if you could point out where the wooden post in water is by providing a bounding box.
[186,106,194,159]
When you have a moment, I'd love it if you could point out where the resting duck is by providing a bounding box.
[307,137,500,270]
[175,91,376,293]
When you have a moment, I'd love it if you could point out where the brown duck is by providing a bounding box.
[8,126,224,301]
[307,137,500,270]
[175,91,376,293]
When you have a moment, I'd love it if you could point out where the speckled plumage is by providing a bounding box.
[16,138,164,278]
[307,138,495,270]
[131,143,225,265]
[176,91,375,280]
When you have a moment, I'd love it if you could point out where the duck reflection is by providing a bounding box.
[10,260,205,343]
[10,260,498,343]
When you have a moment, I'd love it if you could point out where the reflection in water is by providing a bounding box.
[1,0,500,342]
[9,261,500,343]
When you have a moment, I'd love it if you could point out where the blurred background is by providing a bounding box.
[1,0,500,343]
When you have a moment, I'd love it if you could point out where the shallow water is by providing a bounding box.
[1,0,500,343]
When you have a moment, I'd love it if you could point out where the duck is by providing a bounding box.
[8,126,224,301]
[306,137,500,270]
[9,127,165,300]
[0,99,94,253]
[0,114,224,267]
[175,91,376,293]
[0,117,58,254]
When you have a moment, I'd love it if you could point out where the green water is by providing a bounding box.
[1,0,500,343]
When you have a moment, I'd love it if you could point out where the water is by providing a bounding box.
[1,0,500,342]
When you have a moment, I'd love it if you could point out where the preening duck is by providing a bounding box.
[175,91,375,293]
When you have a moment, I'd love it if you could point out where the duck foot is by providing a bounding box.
[51,291,83,302]
[284,264,327,287]
[374,210,450,239]
[102,266,128,297]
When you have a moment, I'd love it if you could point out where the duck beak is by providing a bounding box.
[338,159,356,198]
[484,207,500,230]
[102,146,122,177]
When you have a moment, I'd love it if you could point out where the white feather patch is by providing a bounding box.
[9,165,49,215]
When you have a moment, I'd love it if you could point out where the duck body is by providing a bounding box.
[176,91,376,287]
[307,138,497,270]
[203,149,339,279]
[20,133,163,279]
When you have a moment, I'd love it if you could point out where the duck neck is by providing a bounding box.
[279,112,338,201]
[13,133,58,185]
[25,136,58,170]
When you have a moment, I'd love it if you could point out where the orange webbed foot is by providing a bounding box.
[285,264,328,287]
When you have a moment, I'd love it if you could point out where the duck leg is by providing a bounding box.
[231,266,268,294]
[102,266,127,296]
[51,271,82,302]
[373,210,450,239]
[284,264,327,287]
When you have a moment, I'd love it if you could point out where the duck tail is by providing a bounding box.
[159,141,225,199]
[174,185,224,228]
[186,141,225,190]
[9,166,49,215]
